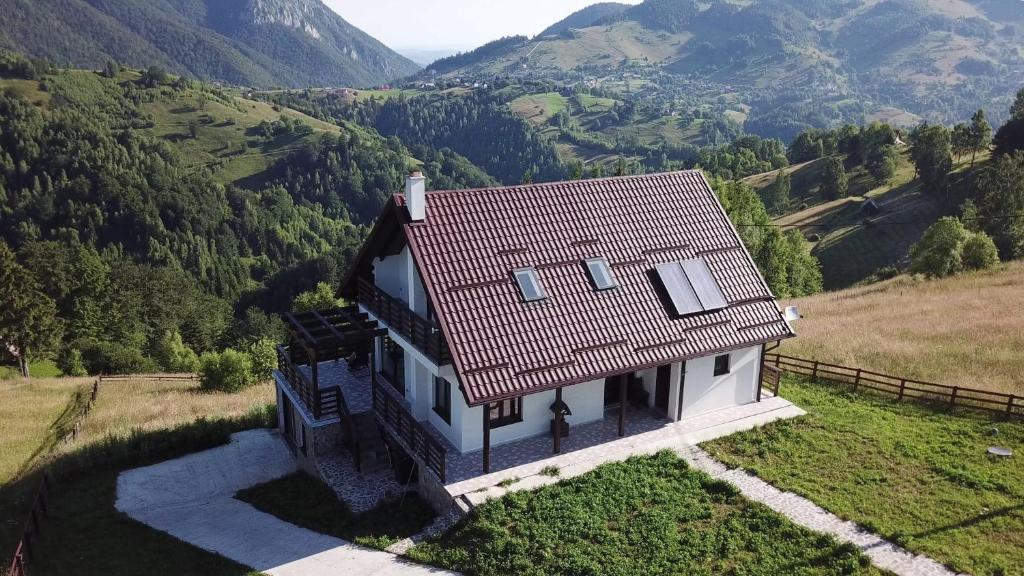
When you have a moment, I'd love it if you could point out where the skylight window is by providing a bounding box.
[513,268,546,302]
[584,258,617,290]
[654,258,728,317]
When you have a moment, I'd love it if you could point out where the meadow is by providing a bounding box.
[704,375,1023,575]
[783,262,1024,396]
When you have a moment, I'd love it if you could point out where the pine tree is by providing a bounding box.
[969,109,992,167]
[0,241,62,377]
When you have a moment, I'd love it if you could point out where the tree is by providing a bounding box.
[1011,87,1024,122]
[909,124,953,198]
[199,349,253,392]
[909,217,970,278]
[969,109,992,167]
[188,119,200,139]
[153,330,200,373]
[292,282,341,312]
[765,170,791,214]
[104,60,120,79]
[140,65,168,88]
[0,242,63,377]
[993,118,1024,157]
[973,151,1024,258]
[866,145,899,184]
[951,123,971,162]
[962,232,1000,271]
[820,156,848,200]
[248,339,277,381]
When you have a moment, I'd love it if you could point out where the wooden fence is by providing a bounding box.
[97,374,199,383]
[8,378,100,576]
[766,353,1022,418]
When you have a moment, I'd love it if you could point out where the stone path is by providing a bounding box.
[677,445,965,576]
[116,429,456,576]
[317,451,410,513]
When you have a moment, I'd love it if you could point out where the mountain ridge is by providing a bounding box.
[0,0,419,88]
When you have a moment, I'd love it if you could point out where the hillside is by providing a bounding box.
[0,0,418,88]
[782,262,1024,396]
[538,3,631,37]
[425,0,1024,141]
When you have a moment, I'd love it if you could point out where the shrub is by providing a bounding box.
[79,340,158,375]
[248,338,277,382]
[962,232,1000,271]
[199,348,253,392]
[152,330,200,373]
[57,347,88,377]
[292,281,341,312]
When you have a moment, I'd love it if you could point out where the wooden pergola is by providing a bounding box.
[283,306,387,387]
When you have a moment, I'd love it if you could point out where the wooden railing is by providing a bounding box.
[372,375,447,482]
[358,278,451,365]
[766,353,1022,418]
[275,345,348,421]
[761,364,782,397]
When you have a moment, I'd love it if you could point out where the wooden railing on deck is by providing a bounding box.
[358,278,451,365]
[372,375,447,482]
[766,353,1022,418]
[276,345,349,421]
[761,364,782,397]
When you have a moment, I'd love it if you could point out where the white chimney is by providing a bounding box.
[407,171,426,221]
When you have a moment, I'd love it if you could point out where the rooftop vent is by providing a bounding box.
[407,171,426,221]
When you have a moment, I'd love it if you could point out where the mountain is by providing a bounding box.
[538,3,631,37]
[0,0,419,88]
[424,0,1024,141]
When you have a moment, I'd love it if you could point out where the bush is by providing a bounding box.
[962,232,1000,271]
[292,281,341,312]
[199,348,253,392]
[57,347,88,377]
[248,338,277,382]
[152,330,200,373]
[909,217,969,278]
[79,340,159,375]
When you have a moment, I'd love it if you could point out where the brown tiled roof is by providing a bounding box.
[388,171,794,406]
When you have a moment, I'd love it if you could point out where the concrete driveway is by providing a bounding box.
[115,429,455,576]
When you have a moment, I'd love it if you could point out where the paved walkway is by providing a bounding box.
[677,445,965,576]
[115,429,455,576]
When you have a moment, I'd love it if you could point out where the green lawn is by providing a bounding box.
[235,472,436,550]
[703,376,1023,576]
[409,451,881,576]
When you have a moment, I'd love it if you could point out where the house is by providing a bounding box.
[273,171,794,508]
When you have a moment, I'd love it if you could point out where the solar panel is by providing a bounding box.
[513,268,546,302]
[584,258,617,290]
[655,262,702,316]
[681,259,727,311]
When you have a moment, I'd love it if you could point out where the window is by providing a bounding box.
[379,335,405,395]
[584,257,617,290]
[513,267,546,302]
[488,397,523,428]
[714,354,731,376]
[433,376,451,424]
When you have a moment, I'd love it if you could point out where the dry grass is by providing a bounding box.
[782,262,1024,395]
[66,378,274,449]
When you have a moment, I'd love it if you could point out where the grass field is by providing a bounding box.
[409,451,881,576]
[0,376,275,573]
[704,375,1023,576]
[235,472,435,550]
[509,92,568,127]
[783,262,1024,396]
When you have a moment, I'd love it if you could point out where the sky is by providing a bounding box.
[325,0,642,51]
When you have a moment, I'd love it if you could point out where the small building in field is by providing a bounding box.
[273,171,794,509]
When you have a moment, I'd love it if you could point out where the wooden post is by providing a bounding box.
[949,387,958,410]
[898,379,906,400]
[618,376,627,437]
[853,368,862,391]
[554,388,563,454]
[811,360,819,381]
[1008,395,1016,418]
[482,404,491,473]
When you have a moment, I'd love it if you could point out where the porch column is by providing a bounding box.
[618,376,627,437]
[482,403,491,473]
[553,388,563,455]
[370,340,377,387]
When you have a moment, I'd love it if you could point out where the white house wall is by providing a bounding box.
[372,247,411,303]
[679,345,762,419]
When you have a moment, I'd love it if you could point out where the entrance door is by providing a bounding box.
[654,365,671,414]
[604,374,624,407]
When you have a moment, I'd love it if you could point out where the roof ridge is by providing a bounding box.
[394,170,704,200]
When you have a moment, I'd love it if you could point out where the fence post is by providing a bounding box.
[898,379,906,401]
[1007,395,1015,418]
[949,387,959,410]
[811,360,819,381]
[853,368,862,391]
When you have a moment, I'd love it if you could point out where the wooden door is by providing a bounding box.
[655,365,671,414]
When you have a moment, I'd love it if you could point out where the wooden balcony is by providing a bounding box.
[357,278,451,366]
[372,374,447,482]
[276,345,349,421]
